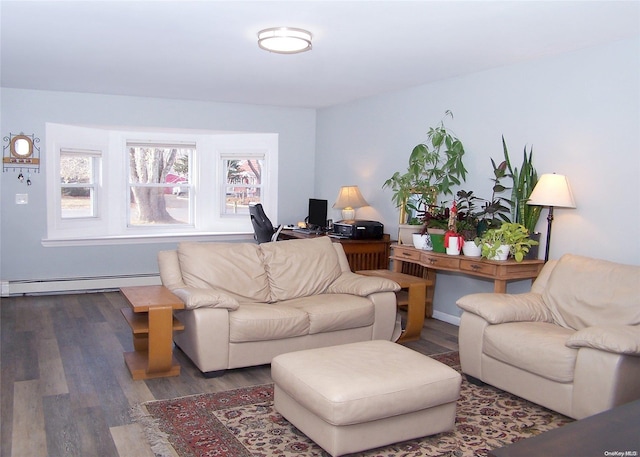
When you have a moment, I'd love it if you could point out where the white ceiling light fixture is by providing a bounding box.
[258,27,312,54]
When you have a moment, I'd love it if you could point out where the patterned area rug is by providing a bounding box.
[133,352,572,457]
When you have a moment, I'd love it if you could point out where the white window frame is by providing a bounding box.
[59,148,102,219]
[44,123,278,246]
[220,151,266,216]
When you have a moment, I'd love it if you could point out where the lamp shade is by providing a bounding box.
[333,186,369,220]
[527,173,576,208]
[333,186,369,209]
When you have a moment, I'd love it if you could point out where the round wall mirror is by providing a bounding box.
[10,135,33,158]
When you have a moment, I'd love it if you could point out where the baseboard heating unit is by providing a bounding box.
[1,274,161,297]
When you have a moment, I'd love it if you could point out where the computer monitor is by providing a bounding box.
[307,198,328,230]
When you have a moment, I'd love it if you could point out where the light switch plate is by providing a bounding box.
[15,193,28,204]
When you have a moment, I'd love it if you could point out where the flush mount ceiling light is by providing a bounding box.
[258,27,312,54]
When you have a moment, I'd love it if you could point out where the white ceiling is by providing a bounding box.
[1,1,638,109]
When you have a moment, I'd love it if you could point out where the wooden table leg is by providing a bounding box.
[147,305,174,374]
[493,280,507,294]
[424,269,436,318]
[397,282,427,343]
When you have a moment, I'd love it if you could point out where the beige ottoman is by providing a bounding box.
[271,340,461,457]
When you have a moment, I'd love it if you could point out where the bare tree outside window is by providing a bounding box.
[128,145,193,225]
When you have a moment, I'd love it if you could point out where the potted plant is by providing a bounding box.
[455,190,483,256]
[476,158,512,234]
[480,222,538,262]
[383,110,468,242]
[501,136,542,259]
[443,201,464,255]
[418,204,449,252]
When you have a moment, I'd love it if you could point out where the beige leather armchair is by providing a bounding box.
[457,254,640,419]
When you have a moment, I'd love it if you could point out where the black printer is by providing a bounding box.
[332,220,384,240]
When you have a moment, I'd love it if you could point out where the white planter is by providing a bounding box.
[488,244,510,261]
[462,240,482,257]
[412,233,432,250]
[445,235,462,255]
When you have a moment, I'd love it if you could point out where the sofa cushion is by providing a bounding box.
[260,237,342,302]
[282,294,375,334]
[229,303,309,343]
[543,254,640,330]
[484,322,577,382]
[177,242,271,303]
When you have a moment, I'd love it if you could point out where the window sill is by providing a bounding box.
[41,232,255,247]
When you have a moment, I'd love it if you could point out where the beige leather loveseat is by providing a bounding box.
[158,236,400,376]
[457,254,640,419]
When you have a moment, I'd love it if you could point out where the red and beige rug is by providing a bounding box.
[132,352,572,457]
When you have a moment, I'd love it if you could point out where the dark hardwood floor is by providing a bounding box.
[0,291,459,457]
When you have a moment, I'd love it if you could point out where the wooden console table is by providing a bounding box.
[391,244,544,315]
[120,286,185,380]
[279,230,391,271]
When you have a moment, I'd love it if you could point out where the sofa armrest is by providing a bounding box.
[171,287,240,310]
[456,292,552,324]
[566,325,640,355]
[326,271,400,297]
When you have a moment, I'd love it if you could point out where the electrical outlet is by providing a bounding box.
[15,193,28,204]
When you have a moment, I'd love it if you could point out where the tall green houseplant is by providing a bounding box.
[383,111,468,223]
[502,136,541,234]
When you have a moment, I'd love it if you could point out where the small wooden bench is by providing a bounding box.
[356,269,432,342]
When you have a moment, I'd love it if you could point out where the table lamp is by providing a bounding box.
[527,173,576,262]
[333,185,369,221]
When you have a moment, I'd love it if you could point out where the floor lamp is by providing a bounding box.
[527,173,576,262]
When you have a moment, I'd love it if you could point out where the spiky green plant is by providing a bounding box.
[502,136,541,234]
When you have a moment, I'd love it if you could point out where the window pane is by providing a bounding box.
[61,155,93,183]
[225,186,261,214]
[60,152,97,218]
[223,159,263,215]
[128,145,192,226]
[129,187,190,225]
[61,187,94,218]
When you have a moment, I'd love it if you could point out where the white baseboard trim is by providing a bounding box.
[432,310,461,327]
[1,274,161,296]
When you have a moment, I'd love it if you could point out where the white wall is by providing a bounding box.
[0,89,316,283]
[316,37,640,319]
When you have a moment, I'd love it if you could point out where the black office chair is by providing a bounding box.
[249,203,281,243]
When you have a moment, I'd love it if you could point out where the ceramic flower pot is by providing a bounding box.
[462,240,482,257]
[487,244,510,261]
[445,233,463,255]
[412,233,432,250]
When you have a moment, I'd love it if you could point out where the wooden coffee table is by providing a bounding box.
[356,269,432,343]
[120,285,185,380]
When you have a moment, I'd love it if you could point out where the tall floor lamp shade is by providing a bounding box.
[333,186,369,221]
[527,173,576,262]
